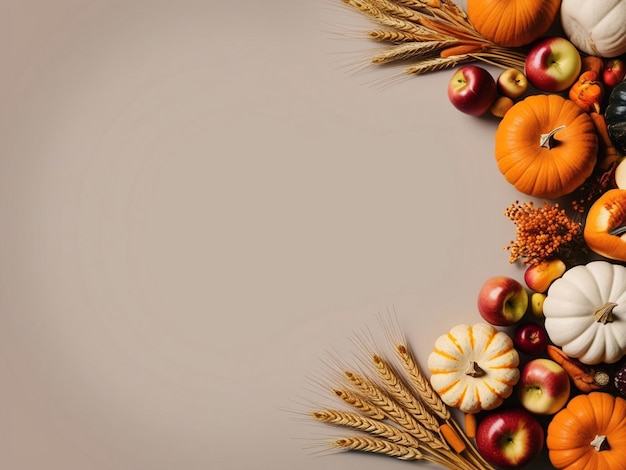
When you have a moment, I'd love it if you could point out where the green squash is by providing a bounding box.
[606,80,626,155]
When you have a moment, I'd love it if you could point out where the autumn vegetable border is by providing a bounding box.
[307,0,626,469]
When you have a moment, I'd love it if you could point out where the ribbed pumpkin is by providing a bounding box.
[547,392,626,469]
[584,189,626,262]
[467,0,561,47]
[495,94,598,199]
[427,323,520,414]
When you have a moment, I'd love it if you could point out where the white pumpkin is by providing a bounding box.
[427,323,520,414]
[560,0,626,58]
[543,261,626,365]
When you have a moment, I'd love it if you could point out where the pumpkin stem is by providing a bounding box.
[594,302,618,324]
[540,125,566,149]
[590,434,610,451]
[465,361,485,377]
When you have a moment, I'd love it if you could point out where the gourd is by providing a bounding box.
[427,323,519,414]
[584,189,626,262]
[466,0,560,48]
[560,0,626,58]
[605,80,626,155]
[494,94,598,199]
[543,261,626,365]
[547,392,626,470]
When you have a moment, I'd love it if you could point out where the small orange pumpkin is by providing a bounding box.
[584,188,626,261]
[467,0,561,47]
[547,392,626,469]
[495,94,598,199]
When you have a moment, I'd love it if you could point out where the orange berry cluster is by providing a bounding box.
[504,201,582,266]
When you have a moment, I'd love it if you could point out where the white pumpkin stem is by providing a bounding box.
[594,302,618,324]
[590,434,610,451]
[465,361,485,377]
[540,125,566,149]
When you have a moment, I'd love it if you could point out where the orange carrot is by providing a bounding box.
[464,413,477,439]
[590,111,621,170]
[440,423,467,453]
[546,345,609,393]
[439,43,484,58]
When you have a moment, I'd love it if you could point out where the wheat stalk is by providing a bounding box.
[395,343,451,420]
[332,387,387,419]
[370,40,458,63]
[371,354,440,432]
[332,436,424,460]
[312,408,420,447]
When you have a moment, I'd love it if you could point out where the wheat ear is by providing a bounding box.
[370,40,458,63]
[332,388,386,419]
[332,436,424,461]
[311,409,420,447]
[371,354,440,432]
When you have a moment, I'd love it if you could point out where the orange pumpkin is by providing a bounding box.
[584,188,626,261]
[495,94,598,199]
[547,392,626,469]
[467,0,561,47]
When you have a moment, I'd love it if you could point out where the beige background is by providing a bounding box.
[0,1,546,469]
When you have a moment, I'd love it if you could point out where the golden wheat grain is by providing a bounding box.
[332,436,424,461]
[370,40,457,63]
[367,29,422,42]
[368,0,423,22]
[371,354,441,433]
[395,343,451,420]
[404,55,469,74]
[332,388,386,419]
[342,0,439,38]
[312,408,420,447]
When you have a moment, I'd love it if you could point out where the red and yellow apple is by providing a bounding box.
[490,95,514,118]
[518,358,571,415]
[603,58,626,88]
[496,68,528,99]
[523,258,566,294]
[447,65,497,116]
[475,407,544,469]
[524,36,581,92]
[477,276,528,326]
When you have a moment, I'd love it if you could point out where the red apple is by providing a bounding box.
[475,407,544,469]
[523,258,566,294]
[447,65,497,116]
[513,322,549,356]
[603,58,626,88]
[496,68,528,99]
[524,36,581,92]
[518,358,571,415]
[477,276,529,326]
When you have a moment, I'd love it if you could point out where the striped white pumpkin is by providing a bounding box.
[428,323,520,414]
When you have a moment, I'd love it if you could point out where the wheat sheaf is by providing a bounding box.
[309,326,496,470]
[341,0,526,75]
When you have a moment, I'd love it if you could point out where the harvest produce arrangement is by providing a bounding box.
[307,0,626,468]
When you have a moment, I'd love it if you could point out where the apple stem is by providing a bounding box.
[594,302,618,324]
[590,434,610,451]
[540,125,566,149]
[464,361,485,377]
